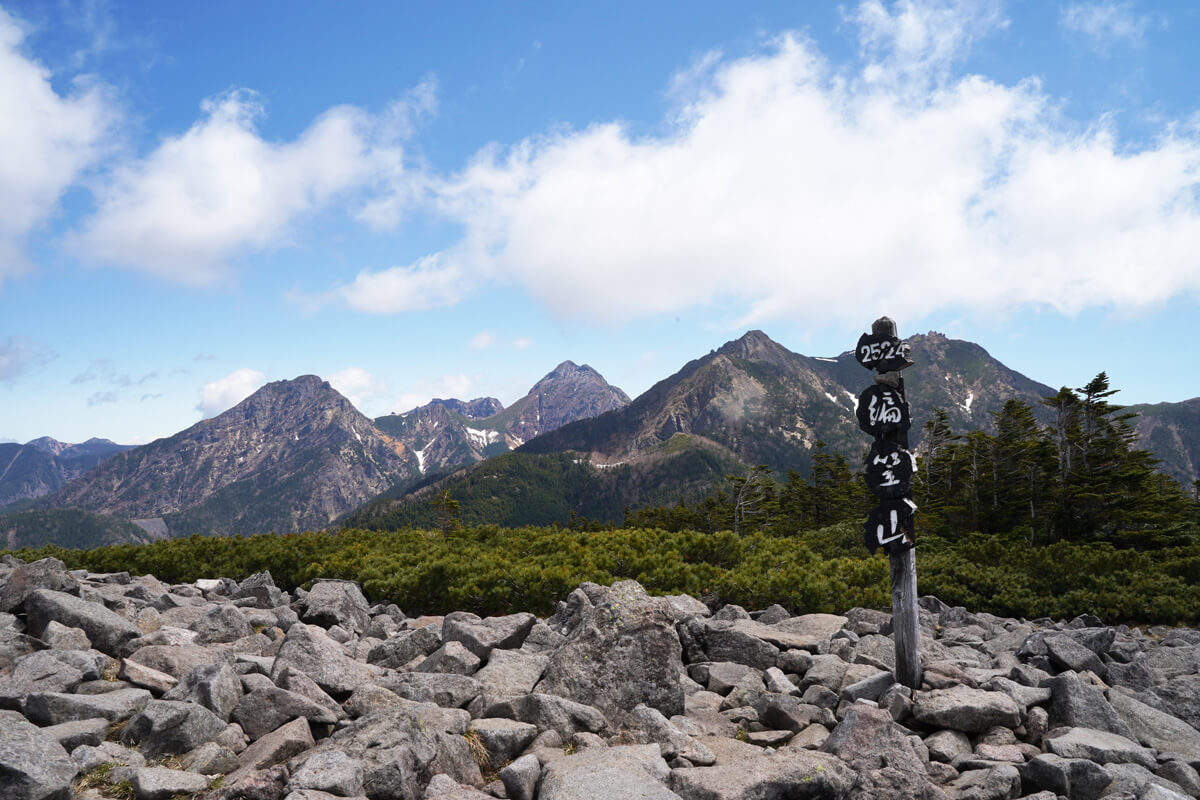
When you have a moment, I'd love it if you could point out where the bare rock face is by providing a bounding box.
[537,581,686,724]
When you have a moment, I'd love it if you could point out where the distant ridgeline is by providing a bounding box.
[2,331,1199,548]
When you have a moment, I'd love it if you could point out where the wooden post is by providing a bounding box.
[890,548,921,688]
[855,316,922,690]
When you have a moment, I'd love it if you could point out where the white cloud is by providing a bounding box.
[196,368,266,418]
[512,337,534,350]
[327,1,1200,328]
[0,336,56,383]
[469,331,497,350]
[329,367,388,412]
[1060,3,1153,51]
[70,85,429,284]
[850,0,1007,84]
[394,373,475,414]
[305,254,468,313]
[0,7,115,284]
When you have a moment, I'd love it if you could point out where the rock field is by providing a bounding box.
[2,554,1200,800]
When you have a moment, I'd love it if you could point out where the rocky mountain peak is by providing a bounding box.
[716,329,797,371]
[24,436,69,456]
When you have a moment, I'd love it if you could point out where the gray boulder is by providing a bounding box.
[232,572,285,609]
[538,744,679,800]
[380,673,482,708]
[1044,634,1106,677]
[0,558,79,613]
[467,717,539,768]
[23,687,151,725]
[0,710,78,800]
[301,580,371,635]
[321,705,484,800]
[911,686,1021,733]
[670,746,854,799]
[1107,688,1200,760]
[415,641,481,675]
[474,649,548,697]
[227,717,315,783]
[130,766,211,800]
[163,662,243,721]
[191,604,254,644]
[120,698,226,757]
[944,765,1021,800]
[271,623,385,695]
[275,666,342,717]
[24,589,140,657]
[483,693,610,739]
[232,686,340,740]
[442,611,536,659]
[1017,753,1111,800]
[0,650,85,708]
[682,618,780,670]
[287,750,366,797]
[1155,674,1200,730]
[40,621,91,651]
[182,741,241,775]
[367,626,442,669]
[1046,674,1135,738]
[1043,727,1157,770]
[125,644,230,680]
[617,703,715,765]
[537,580,686,722]
[499,754,541,800]
[821,703,940,800]
[41,718,109,751]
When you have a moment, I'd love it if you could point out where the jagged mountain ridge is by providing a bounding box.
[345,330,1067,530]
[373,360,630,480]
[0,437,133,509]
[521,330,1058,477]
[35,375,418,536]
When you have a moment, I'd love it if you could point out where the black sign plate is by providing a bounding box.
[855,332,910,372]
[863,496,917,555]
[856,385,911,439]
[864,440,916,498]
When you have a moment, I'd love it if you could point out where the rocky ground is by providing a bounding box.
[2,556,1200,800]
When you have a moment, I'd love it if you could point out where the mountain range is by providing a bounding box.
[0,437,132,508]
[3,330,1197,546]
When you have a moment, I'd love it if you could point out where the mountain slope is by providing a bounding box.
[521,330,1058,476]
[341,438,745,530]
[1129,398,1200,489]
[0,438,133,508]
[38,375,418,536]
[373,361,630,480]
[0,509,159,550]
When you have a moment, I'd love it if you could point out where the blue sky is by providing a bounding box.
[2,0,1199,445]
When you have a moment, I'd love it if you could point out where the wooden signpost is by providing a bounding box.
[855,316,922,689]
